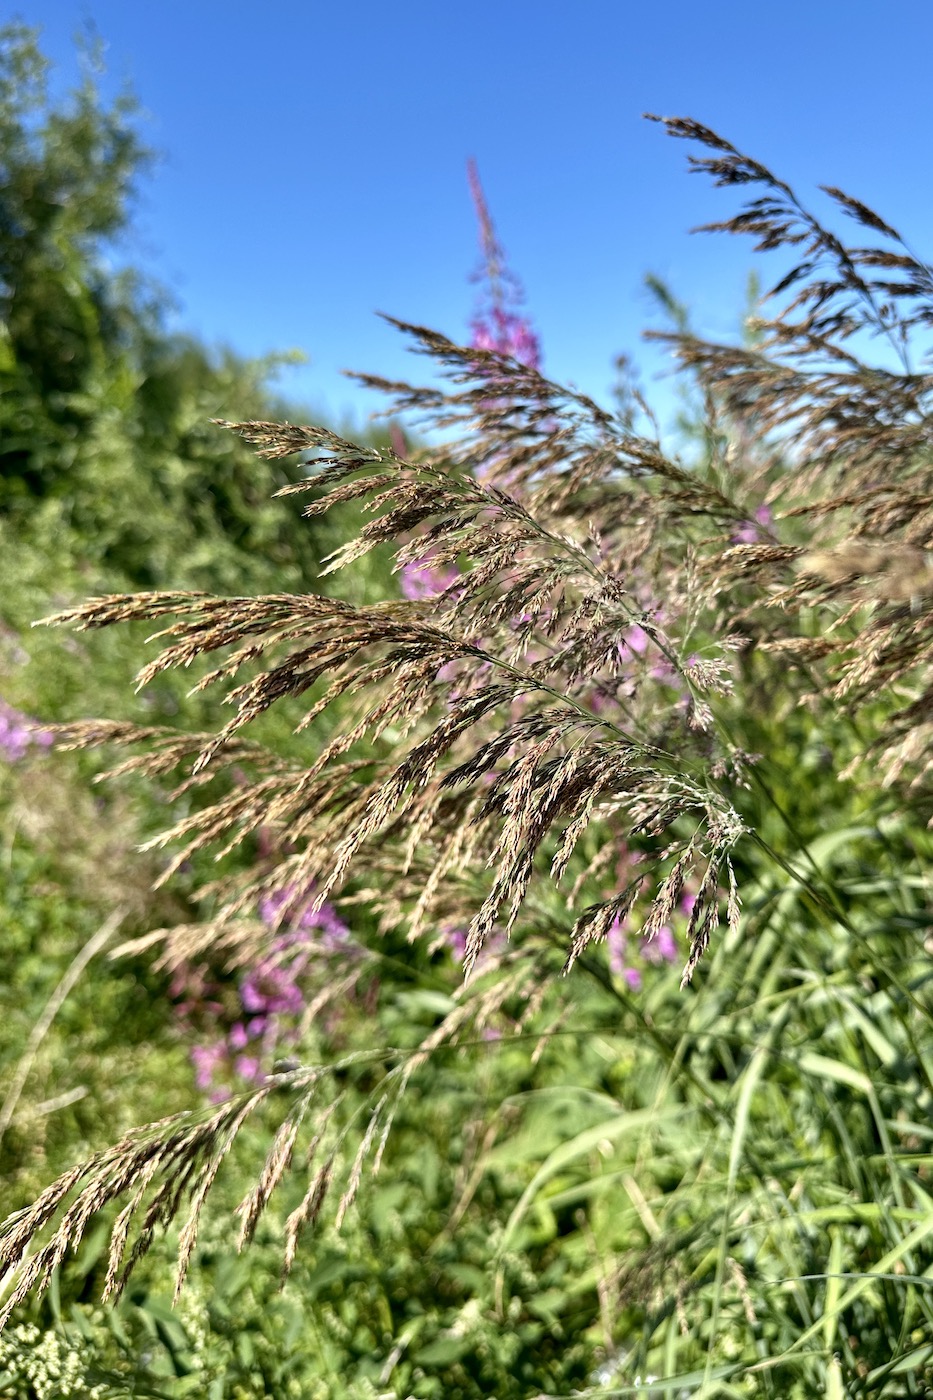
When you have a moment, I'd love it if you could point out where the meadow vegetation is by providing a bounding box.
[2,24,933,1399]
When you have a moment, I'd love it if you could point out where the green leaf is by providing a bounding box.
[821,1229,844,1349]
[499,1106,686,1253]
[413,1334,473,1366]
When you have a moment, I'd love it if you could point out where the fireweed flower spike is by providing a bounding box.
[399,161,541,603]
[467,157,541,371]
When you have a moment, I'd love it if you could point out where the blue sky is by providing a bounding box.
[17,0,933,430]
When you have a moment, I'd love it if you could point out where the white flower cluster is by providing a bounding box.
[0,1323,108,1400]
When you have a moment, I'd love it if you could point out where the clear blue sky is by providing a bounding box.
[17,0,933,430]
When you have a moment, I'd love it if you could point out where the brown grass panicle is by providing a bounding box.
[4,115,933,1319]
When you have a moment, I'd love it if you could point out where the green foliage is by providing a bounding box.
[3,27,933,1400]
[0,755,602,1398]
[0,22,353,596]
[7,730,930,1396]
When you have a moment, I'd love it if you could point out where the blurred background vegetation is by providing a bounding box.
[2,22,933,1399]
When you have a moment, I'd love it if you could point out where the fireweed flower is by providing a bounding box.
[467,157,541,371]
[190,1041,227,1095]
[603,846,684,986]
[441,920,506,971]
[643,925,678,964]
[173,883,358,1097]
[397,163,541,603]
[400,556,461,602]
[0,699,53,763]
[606,914,680,989]
[257,885,353,951]
[731,503,774,545]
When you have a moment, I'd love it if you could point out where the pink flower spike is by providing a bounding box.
[467,158,541,371]
[656,925,679,963]
[400,558,459,602]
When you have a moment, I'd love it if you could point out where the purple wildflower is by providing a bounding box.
[0,699,53,763]
[467,158,541,371]
[174,881,361,1097]
[732,504,773,545]
[642,925,679,965]
[443,924,468,961]
[191,1041,227,1095]
[440,919,507,972]
[612,618,679,692]
[234,1054,264,1085]
[228,1022,250,1051]
[622,624,650,657]
[607,899,679,988]
[241,964,305,1017]
[258,883,352,951]
[607,916,628,979]
[400,557,460,602]
[389,423,408,458]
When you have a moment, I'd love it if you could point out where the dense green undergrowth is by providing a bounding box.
[4,657,933,1397]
